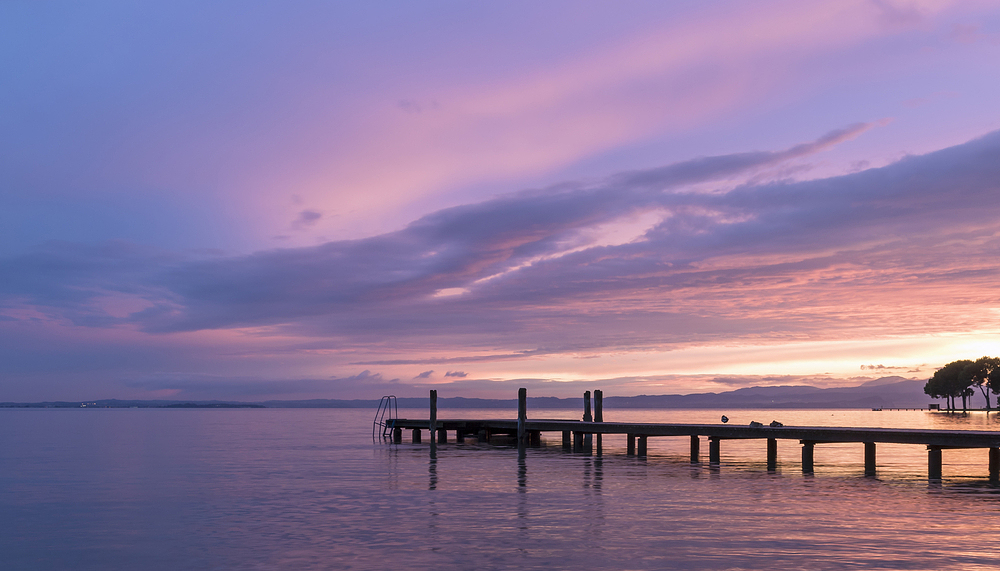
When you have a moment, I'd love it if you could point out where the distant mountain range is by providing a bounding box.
[1,376,942,410]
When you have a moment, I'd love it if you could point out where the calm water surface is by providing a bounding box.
[3,408,1000,570]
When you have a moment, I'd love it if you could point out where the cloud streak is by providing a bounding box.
[3,127,1000,395]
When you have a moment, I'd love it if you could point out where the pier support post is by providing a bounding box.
[928,446,942,480]
[517,387,527,446]
[455,429,465,443]
[690,435,700,463]
[767,438,777,472]
[637,435,648,456]
[627,433,635,455]
[530,431,541,446]
[864,442,876,477]
[990,447,999,484]
[709,437,721,464]
[573,431,583,452]
[562,430,571,449]
[437,428,447,444]
[393,427,402,444]
[801,441,815,474]
[412,429,421,444]
[429,390,437,452]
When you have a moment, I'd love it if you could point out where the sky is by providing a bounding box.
[3,0,1000,401]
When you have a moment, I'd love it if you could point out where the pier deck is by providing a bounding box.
[380,389,1000,482]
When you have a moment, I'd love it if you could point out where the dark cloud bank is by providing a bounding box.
[3,127,1000,364]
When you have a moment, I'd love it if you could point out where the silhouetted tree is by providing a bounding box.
[924,360,975,412]
[961,356,1000,411]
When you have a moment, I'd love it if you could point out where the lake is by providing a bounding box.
[3,407,1000,570]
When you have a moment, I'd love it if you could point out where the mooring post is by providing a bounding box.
[429,390,437,452]
[393,426,402,444]
[627,433,635,455]
[583,391,592,422]
[864,442,876,477]
[690,435,700,463]
[637,435,648,456]
[990,447,999,484]
[594,390,603,454]
[709,437,721,464]
[517,387,527,446]
[767,438,777,472]
[801,441,815,474]
[928,446,942,480]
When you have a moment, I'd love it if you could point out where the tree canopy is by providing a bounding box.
[925,357,1000,411]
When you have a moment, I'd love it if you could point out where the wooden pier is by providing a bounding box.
[383,389,1000,483]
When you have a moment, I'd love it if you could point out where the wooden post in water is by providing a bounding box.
[411,429,421,443]
[801,441,815,474]
[562,431,571,449]
[864,442,876,477]
[928,446,942,480]
[990,447,999,484]
[429,390,437,452]
[583,391,592,422]
[438,428,447,444]
[627,433,635,455]
[690,435,700,463]
[709,437,721,464]
[637,435,648,456]
[594,390,603,454]
[517,387,527,446]
[393,426,402,444]
[573,431,583,452]
[767,438,777,472]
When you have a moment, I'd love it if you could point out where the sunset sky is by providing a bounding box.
[3,1,1000,401]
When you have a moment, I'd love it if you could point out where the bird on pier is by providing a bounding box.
[721,415,729,423]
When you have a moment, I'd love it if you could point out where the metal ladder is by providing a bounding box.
[373,395,398,441]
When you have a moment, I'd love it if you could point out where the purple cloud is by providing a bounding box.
[3,127,1000,359]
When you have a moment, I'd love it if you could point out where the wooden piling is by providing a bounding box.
[573,431,583,452]
[690,435,700,463]
[437,428,447,444]
[393,427,402,444]
[637,435,648,456]
[411,429,421,443]
[627,433,635,455]
[864,442,876,477]
[990,447,999,484]
[562,430,571,449]
[928,446,942,480]
[709,437,721,464]
[429,390,437,451]
[583,391,592,422]
[594,390,603,422]
[801,441,815,474]
[530,431,541,446]
[517,387,527,445]
[767,438,777,472]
